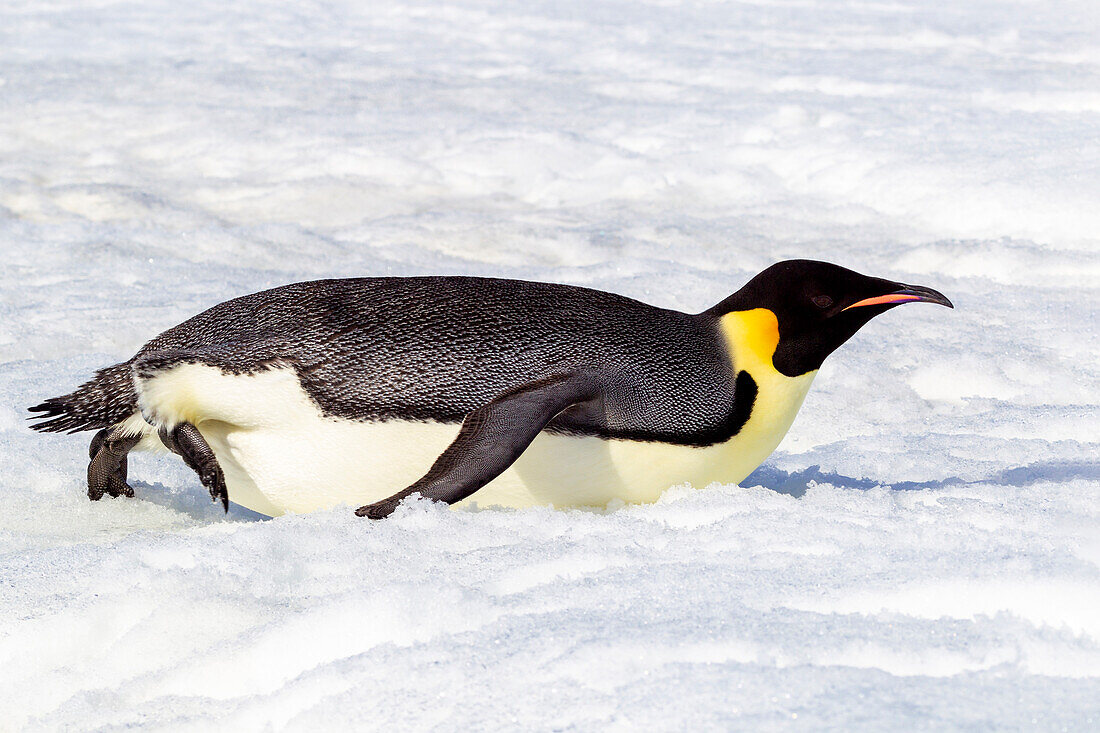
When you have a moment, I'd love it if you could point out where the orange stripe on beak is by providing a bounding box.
[841,293,924,311]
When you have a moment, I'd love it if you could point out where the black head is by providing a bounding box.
[711,259,953,377]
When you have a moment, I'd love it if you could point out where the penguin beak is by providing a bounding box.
[842,284,954,311]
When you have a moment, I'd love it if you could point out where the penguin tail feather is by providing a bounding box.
[28,362,138,434]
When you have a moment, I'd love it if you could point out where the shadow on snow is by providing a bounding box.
[128,461,1099,517]
[743,460,1100,498]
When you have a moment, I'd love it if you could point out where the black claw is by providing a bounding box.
[199,466,228,512]
[207,472,228,512]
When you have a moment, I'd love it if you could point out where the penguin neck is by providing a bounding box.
[716,308,817,451]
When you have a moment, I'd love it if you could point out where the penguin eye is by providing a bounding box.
[812,295,833,309]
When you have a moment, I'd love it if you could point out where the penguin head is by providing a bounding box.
[719,259,953,377]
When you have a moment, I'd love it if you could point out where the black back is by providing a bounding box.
[137,277,748,446]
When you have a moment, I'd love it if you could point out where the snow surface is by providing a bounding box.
[2,0,1099,729]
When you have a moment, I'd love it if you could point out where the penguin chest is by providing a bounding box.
[718,367,817,479]
[135,363,814,517]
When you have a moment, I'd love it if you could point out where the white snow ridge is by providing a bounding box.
[2,0,1099,730]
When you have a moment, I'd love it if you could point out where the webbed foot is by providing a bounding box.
[160,423,229,512]
[88,428,139,501]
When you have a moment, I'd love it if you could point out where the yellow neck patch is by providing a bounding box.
[718,308,781,374]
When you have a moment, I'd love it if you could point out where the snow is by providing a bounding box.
[2,0,1099,729]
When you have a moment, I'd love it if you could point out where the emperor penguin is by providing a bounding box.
[28,260,952,519]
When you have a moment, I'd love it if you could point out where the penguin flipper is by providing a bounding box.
[355,373,601,519]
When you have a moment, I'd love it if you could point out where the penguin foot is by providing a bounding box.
[87,428,140,501]
[159,423,229,513]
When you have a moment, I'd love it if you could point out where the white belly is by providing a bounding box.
[131,363,814,517]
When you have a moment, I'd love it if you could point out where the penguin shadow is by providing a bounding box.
[743,460,1100,498]
[122,461,1100,518]
[129,480,270,522]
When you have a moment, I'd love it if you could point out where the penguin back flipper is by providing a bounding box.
[356,372,602,519]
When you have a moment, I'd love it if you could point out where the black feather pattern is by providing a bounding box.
[28,362,137,434]
[28,276,754,446]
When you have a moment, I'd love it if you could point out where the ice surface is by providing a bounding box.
[2,0,1099,729]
